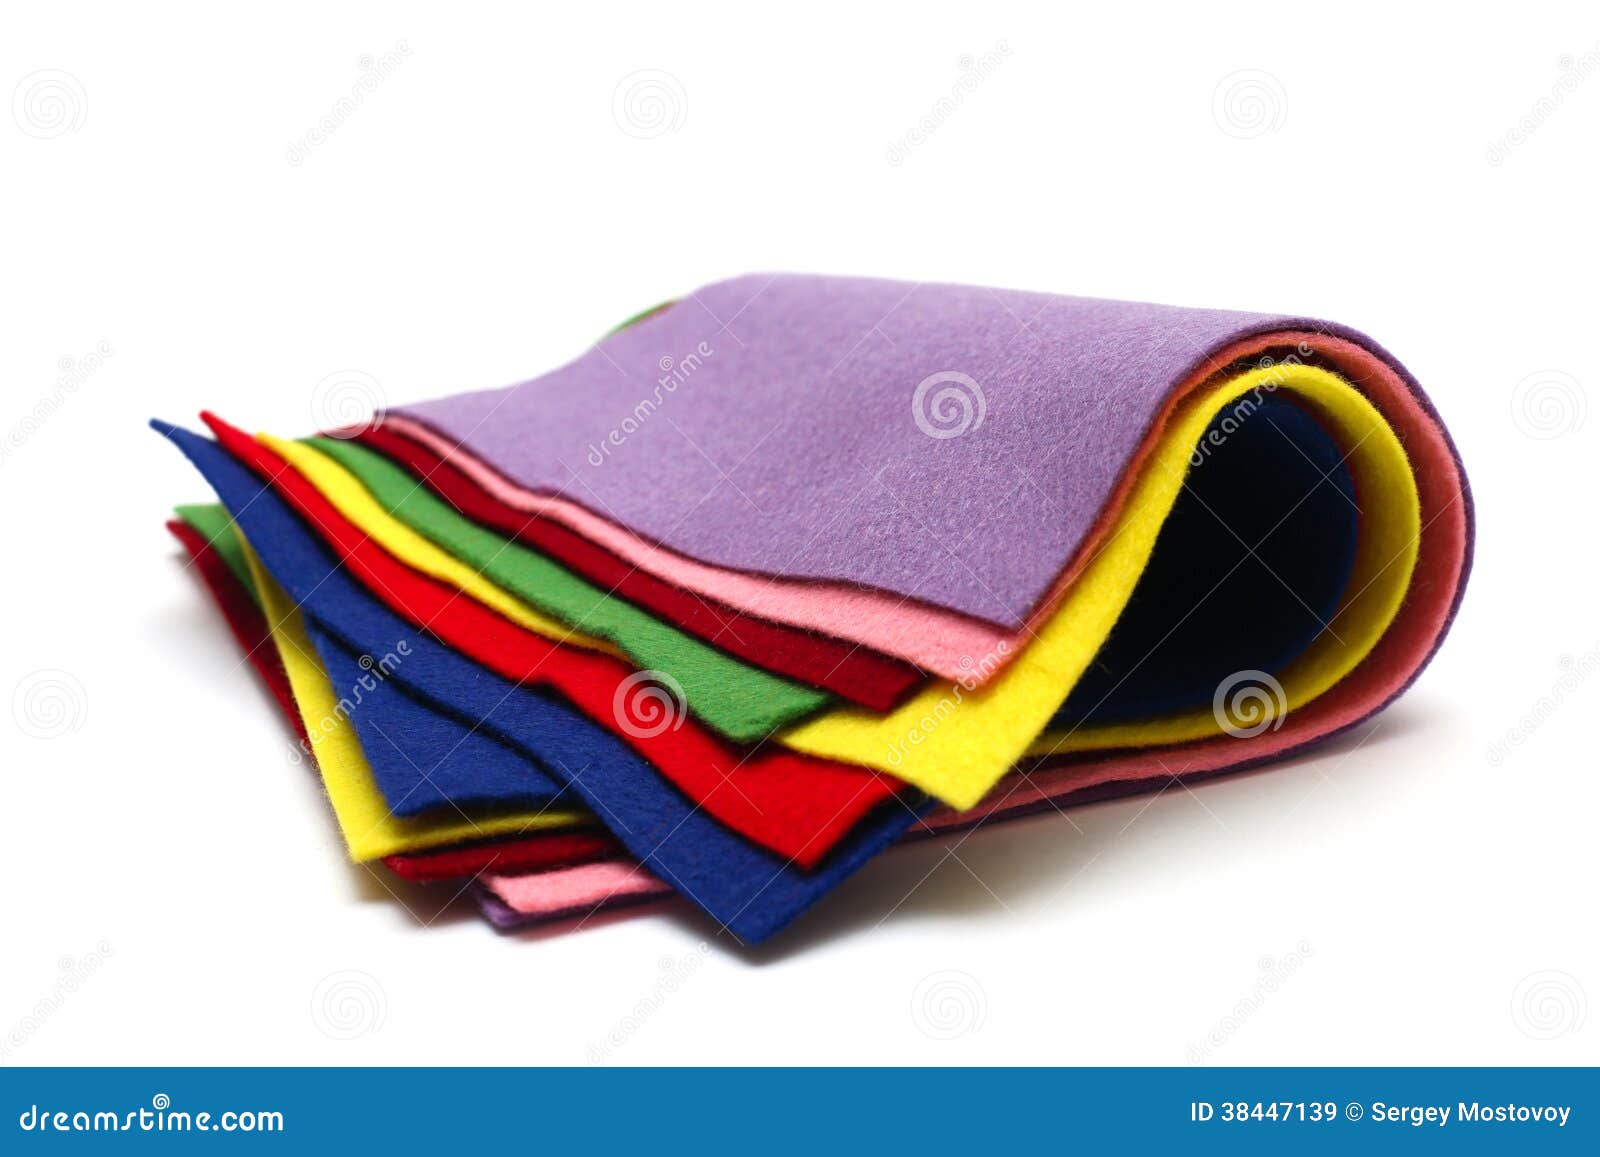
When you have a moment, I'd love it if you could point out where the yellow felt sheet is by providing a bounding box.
[239,538,590,860]
[261,435,624,662]
[258,363,1419,812]
[781,363,1419,805]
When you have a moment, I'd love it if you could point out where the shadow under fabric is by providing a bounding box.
[161,435,1447,935]
[155,421,929,944]
[154,275,1476,945]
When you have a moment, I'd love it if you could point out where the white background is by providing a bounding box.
[3,1,1596,1066]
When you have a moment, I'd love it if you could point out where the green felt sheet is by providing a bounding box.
[303,436,836,741]
[175,503,257,605]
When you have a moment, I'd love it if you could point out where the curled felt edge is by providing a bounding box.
[380,324,1470,689]
[396,322,1477,916]
[282,362,1422,811]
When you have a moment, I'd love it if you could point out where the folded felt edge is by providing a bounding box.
[374,320,1472,689]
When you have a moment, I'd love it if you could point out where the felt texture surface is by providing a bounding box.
[204,416,902,863]
[384,832,620,883]
[155,278,1476,944]
[355,422,924,710]
[302,621,576,818]
[173,512,623,884]
[945,332,1474,817]
[332,410,1355,734]
[484,861,667,919]
[174,504,257,603]
[1053,395,1358,725]
[775,363,1419,806]
[244,541,587,859]
[156,421,928,942]
[385,277,1363,625]
[384,410,1015,680]
[297,435,833,740]
[171,457,1467,938]
[385,282,1467,687]
[301,364,1416,811]
[179,505,586,821]
[1023,368,1419,755]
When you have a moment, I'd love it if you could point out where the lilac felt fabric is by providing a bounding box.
[397,275,1359,628]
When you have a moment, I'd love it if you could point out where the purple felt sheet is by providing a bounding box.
[396,275,1399,628]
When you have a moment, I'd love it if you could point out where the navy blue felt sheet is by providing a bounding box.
[154,421,925,944]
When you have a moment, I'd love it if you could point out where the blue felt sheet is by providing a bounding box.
[154,420,925,944]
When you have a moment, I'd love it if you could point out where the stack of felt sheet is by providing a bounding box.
[157,275,1474,945]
